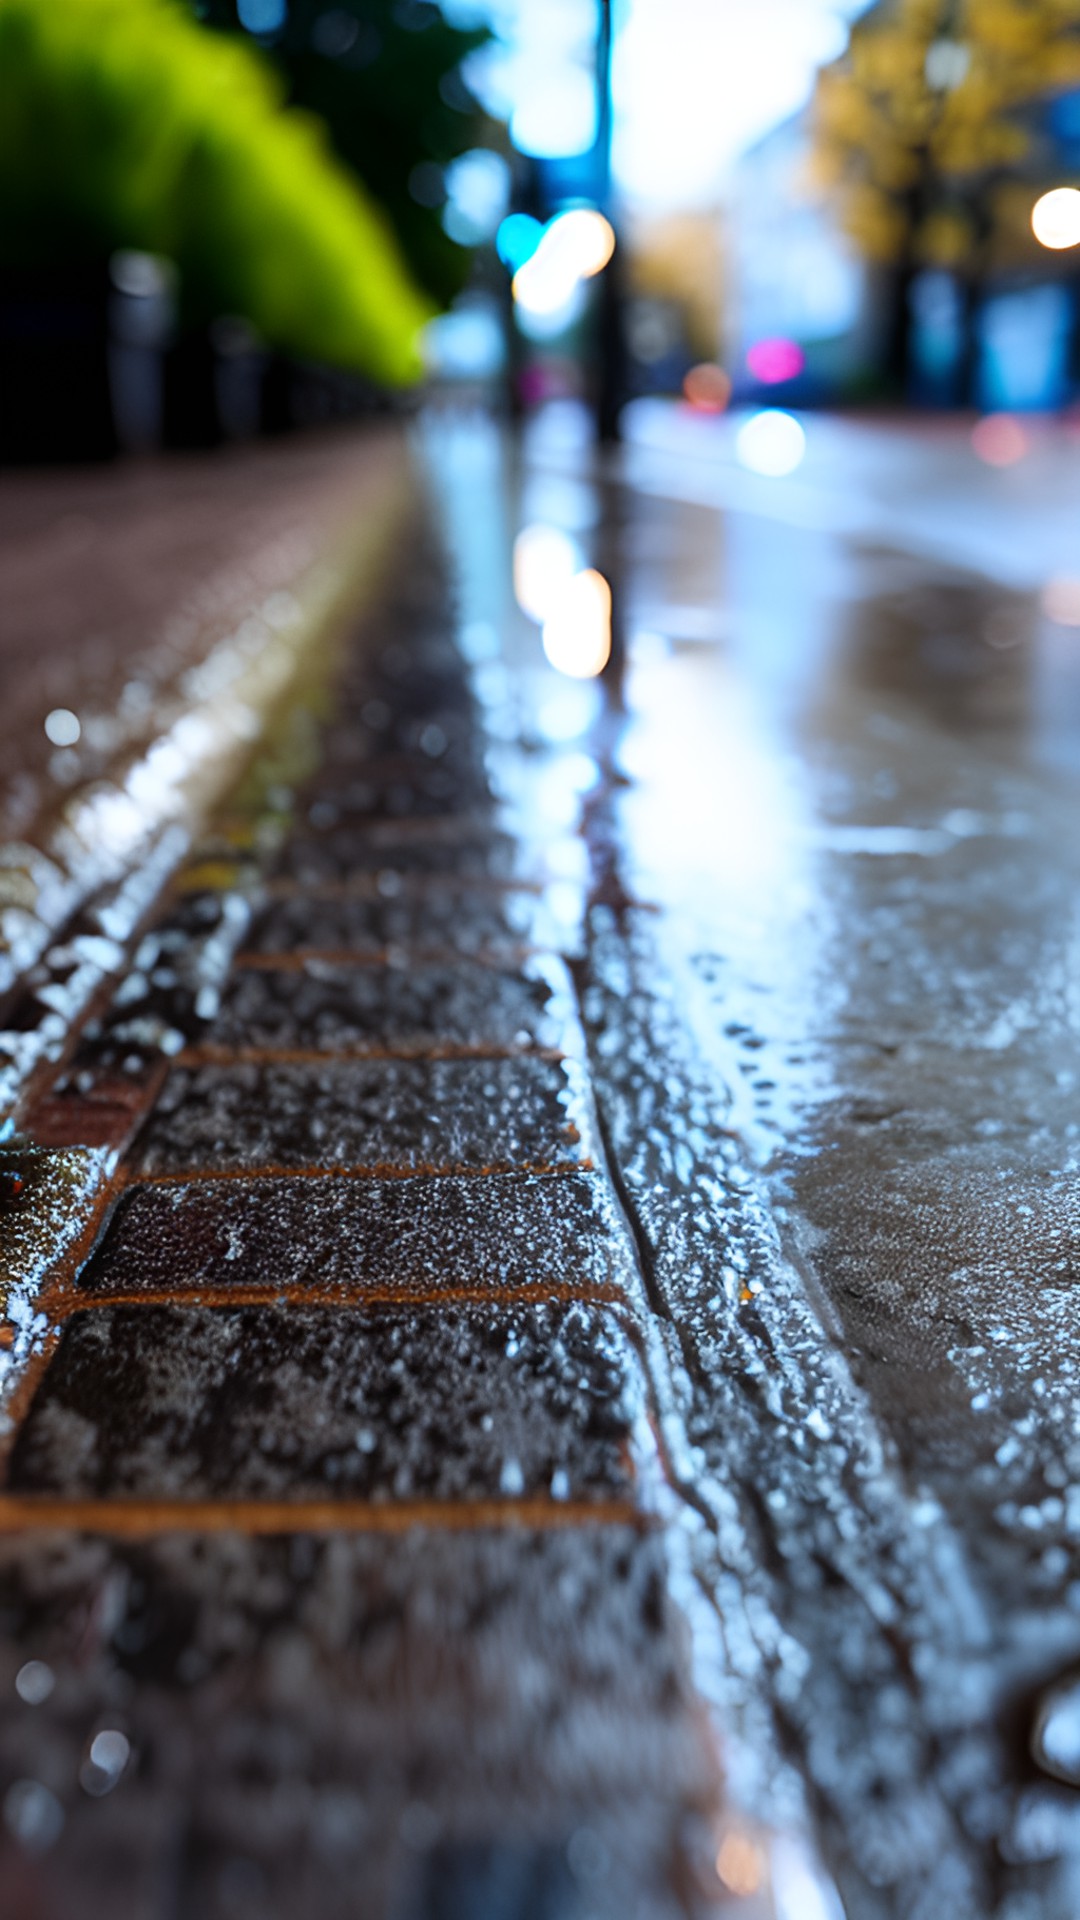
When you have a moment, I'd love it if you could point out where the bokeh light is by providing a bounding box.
[496,212,544,273]
[512,210,616,319]
[44,708,81,746]
[1032,188,1080,250]
[513,524,583,623]
[683,363,732,413]
[541,569,612,678]
[746,337,805,384]
[971,414,1028,466]
[716,1829,764,1897]
[735,410,806,477]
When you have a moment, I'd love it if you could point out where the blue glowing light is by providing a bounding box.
[496,213,544,272]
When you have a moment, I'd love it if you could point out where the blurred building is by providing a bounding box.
[724,111,875,405]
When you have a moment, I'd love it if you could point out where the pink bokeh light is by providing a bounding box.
[746,338,805,385]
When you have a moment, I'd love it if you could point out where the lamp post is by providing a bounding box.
[594,0,625,443]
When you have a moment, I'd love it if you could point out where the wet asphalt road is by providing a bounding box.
[425,407,1080,1918]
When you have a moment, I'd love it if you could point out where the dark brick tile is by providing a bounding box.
[269,825,525,887]
[296,747,491,820]
[77,1172,629,1302]
[130,1057,586,1175]
[204,959,563,1055]
[7,1302,641,1503]
[242,887,538,960]
[0,1528,717,1918]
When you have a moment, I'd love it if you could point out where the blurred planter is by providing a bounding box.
[0,261,117,463]
[259,352,389,435]
[161,316,266,449]
[109,251,176,451]
[0,253,178,463]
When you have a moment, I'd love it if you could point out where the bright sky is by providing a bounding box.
[612,0,867,209]
[460,0,870,212]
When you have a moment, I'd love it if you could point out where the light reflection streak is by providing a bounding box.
[513,524,582,622]
[541,569,612,678]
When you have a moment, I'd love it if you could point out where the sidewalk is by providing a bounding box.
[0,449,727,1918]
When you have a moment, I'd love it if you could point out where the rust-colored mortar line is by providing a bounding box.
[175,1042,566,1068]
[120,1158,596,1190]
[232,944,543,972]
[44,1278,633,1317]
[0,1494,652,1536]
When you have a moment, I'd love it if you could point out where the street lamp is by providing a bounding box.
[1032,188,1080,250]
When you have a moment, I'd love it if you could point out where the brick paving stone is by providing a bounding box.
[241,887,542,960]
[130,1057,586,1174]
[0,1528,718,1919]
[75,1172,630,1302]
[297,748,492,820]
[0,491,725,1917]
[7,1302,641,1504]
[202,958,564,1056]
[269,823,527,887]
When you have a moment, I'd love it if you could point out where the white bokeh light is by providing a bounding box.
[44,708,81,746]
[735,410,807,477]
[513,524,583,622]
[542,569,612,678]
[1032,187,1080,251]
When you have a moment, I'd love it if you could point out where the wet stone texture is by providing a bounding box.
[131,1056,587,1174]
[0,1527,717,1920]
[269,821,530,887]
[0,500,718,1916]
[203,957,563,1056]
[8,1303,639,1504]
[74,1173,629,1303]
[242,886,545,960]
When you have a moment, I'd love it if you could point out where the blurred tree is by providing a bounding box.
[197,0,494,305]
[810,0,1080,396]
[0,0,433,384]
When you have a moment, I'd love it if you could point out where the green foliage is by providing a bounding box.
[200,0,495,304]
[0,0,434,381]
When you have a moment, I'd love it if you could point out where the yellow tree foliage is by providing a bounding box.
[810,0,1080,272]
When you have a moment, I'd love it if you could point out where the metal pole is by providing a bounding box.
[594,0,625,443]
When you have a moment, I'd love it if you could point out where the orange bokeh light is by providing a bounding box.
[971,414,1028,467]
[683,363,732,414]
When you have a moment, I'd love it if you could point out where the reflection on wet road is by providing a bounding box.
[426,407,1080,1917]
[617,484,1080,1585]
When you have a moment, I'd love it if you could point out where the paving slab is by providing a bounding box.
[201,958,564,1057]
[7,1302,641,1504]
[73,1172,630,1304]
[130,1056,586,1174]
[241,886,543,959]
[0,1527,719,1919]
[295,747,493,819]
[268,823,528,887]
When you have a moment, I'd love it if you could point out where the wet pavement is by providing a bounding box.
[5,407,1080,1916]
[425,405,1080,1918]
